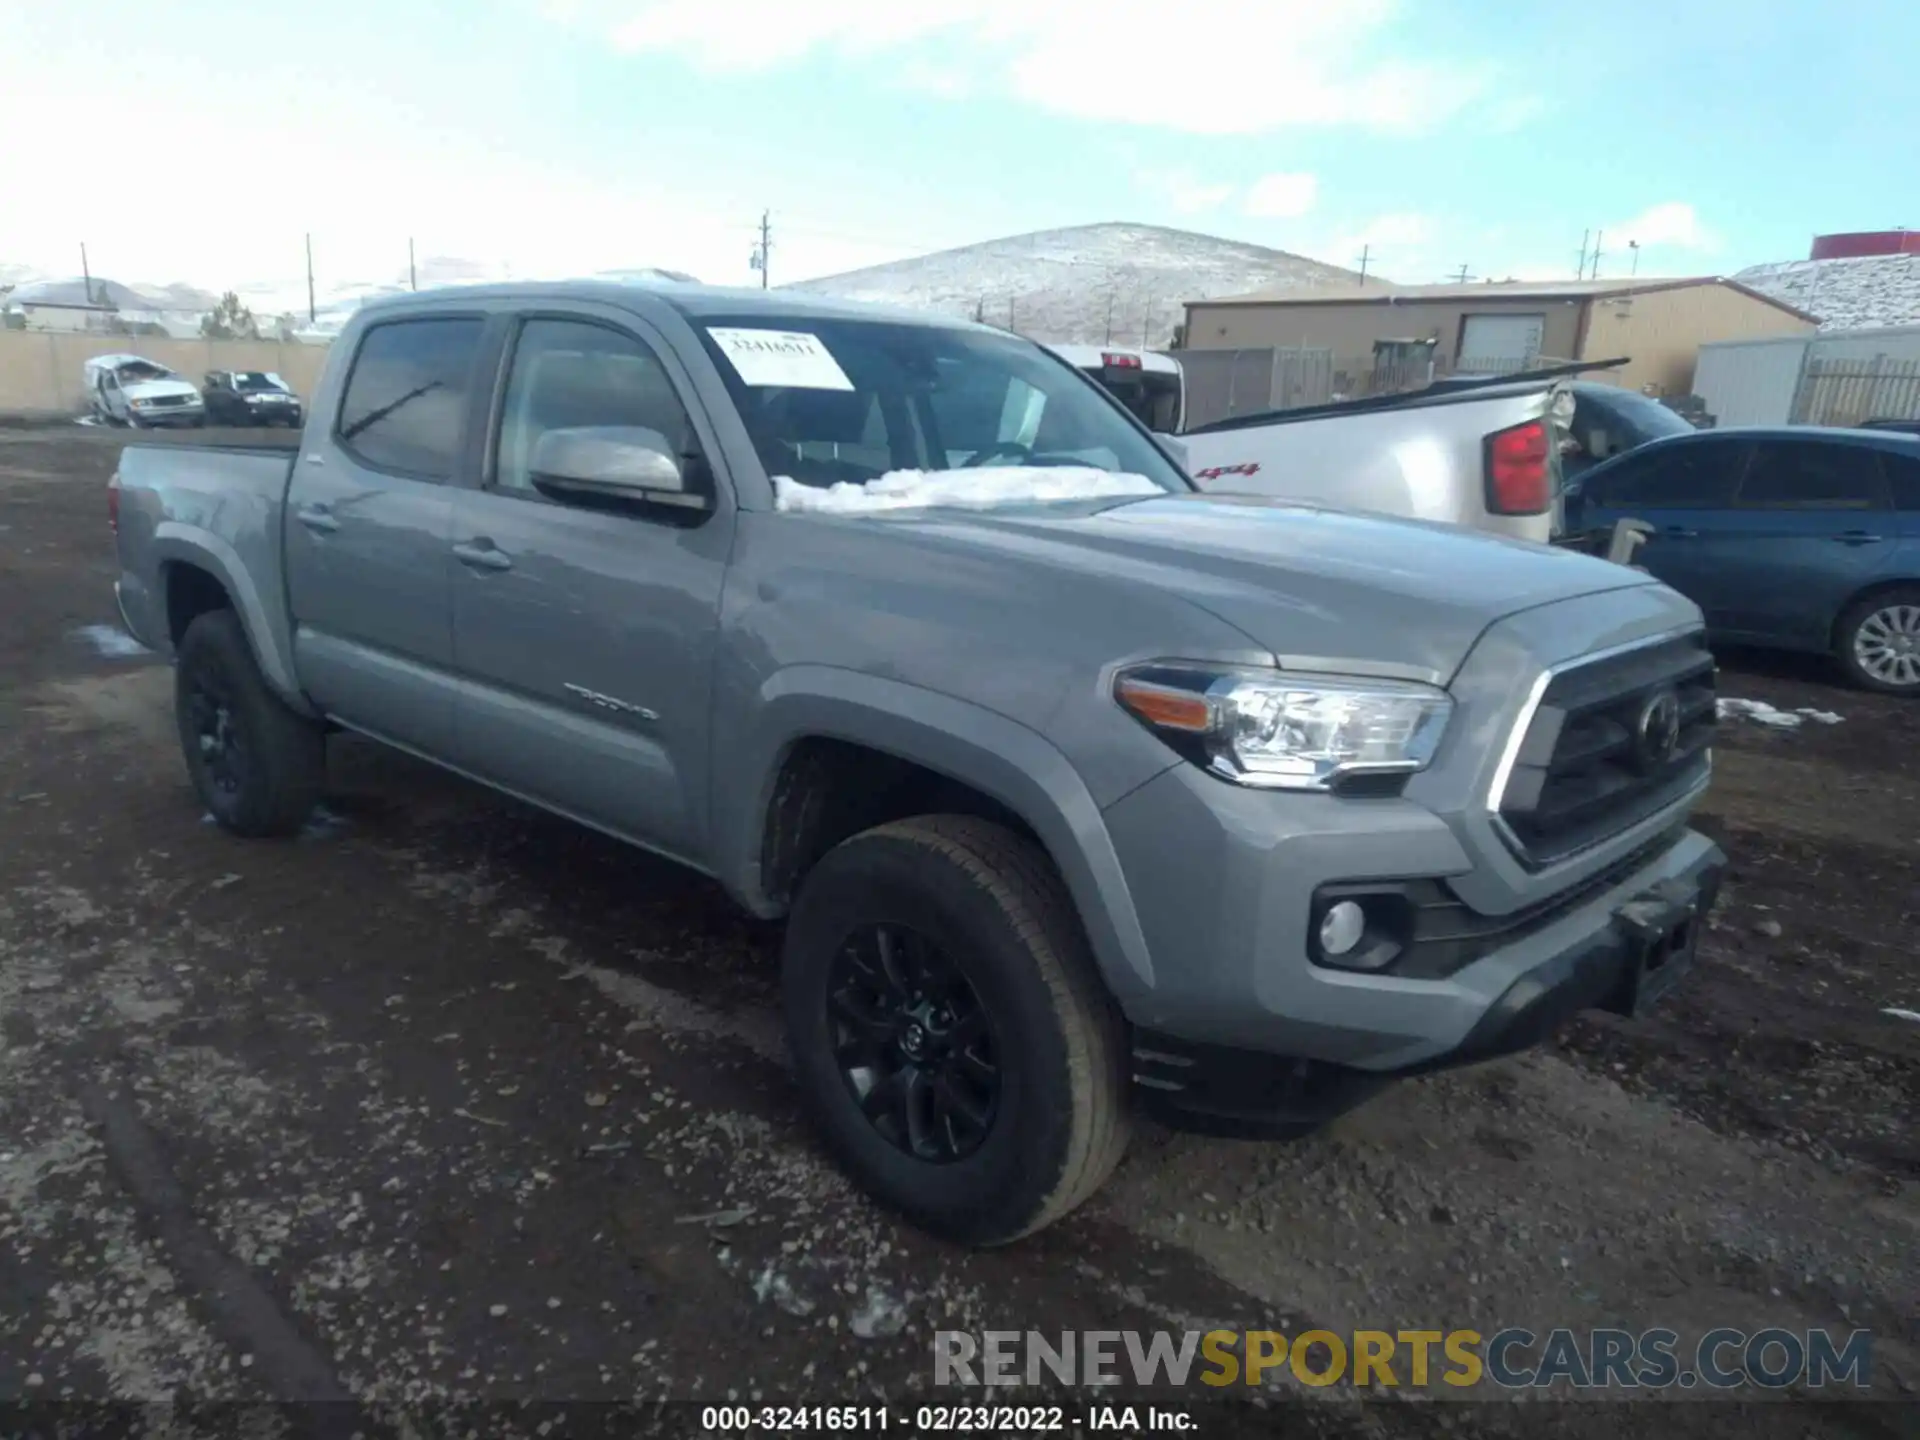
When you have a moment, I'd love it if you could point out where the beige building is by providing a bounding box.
[1180,277,1818,398]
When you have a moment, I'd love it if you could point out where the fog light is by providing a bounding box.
[1318,900,1367,957]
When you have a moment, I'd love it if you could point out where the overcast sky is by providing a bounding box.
[4,0,1913,298]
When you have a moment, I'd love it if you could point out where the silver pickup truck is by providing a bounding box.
[111,282,1725,1245]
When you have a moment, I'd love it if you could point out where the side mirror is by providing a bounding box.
[1160,434,1191,472]
[529,426,708,511]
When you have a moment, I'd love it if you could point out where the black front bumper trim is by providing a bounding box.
[1133,841,1726,1140]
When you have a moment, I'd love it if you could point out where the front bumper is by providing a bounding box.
[1130,833,1724,1137]
[130,406,204,427]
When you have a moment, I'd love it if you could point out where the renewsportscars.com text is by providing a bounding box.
[934,1327,1873,1392]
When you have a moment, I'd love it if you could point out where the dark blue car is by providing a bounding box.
[1564,427,1920,695]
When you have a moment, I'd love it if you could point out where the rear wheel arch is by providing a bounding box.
[1830,576,1920,650]
[162,559,235,649]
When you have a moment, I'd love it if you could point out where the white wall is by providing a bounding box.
[1694,336,1809,426]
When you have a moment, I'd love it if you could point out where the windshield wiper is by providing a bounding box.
[340,379,442,441]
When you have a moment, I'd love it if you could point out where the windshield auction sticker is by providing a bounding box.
[708,328,854,391]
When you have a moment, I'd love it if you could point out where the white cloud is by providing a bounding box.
[1244,172,1319,219]
[582,0,1511,136]
[1604,202,1720,254]
[1136,169,1235,215]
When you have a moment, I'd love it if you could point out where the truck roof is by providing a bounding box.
[352,280,1000,336]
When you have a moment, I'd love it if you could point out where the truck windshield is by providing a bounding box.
[696,317,1190,494]
[233,372,285,391]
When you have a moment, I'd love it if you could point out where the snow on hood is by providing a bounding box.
[772,466,1165,515]
[121,377,200,402]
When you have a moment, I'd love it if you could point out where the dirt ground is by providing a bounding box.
[1,423,1914,1439]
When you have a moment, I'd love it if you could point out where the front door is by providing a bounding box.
[1582,439,1750,627]
[447,313,733,862]
[283,314,488,753]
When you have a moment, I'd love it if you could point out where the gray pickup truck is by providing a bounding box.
[110,281,1725,1245]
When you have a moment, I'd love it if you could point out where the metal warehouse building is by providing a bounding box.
[1180,277,1816,401]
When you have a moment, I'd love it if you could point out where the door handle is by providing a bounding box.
[452,539,513,572]
[1832,531,1884,545]
[294,504,340,534]
[1661,525,1698,539]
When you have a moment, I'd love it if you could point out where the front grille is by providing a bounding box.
[1495,632,1715,868]
[149,395,191,408]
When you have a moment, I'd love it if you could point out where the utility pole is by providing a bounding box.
[1576,229,1590,281]
[1141,293,1153,349]
[409,237,417,291]
[1356,244,1371,285]
[305,233,317,323]
[80,242,94,305]
[1105,292,1115,344]
[1588,230,1605,280]
[1628,240,1641,277]
[1451,263,1475,285]
[749,210,773,289]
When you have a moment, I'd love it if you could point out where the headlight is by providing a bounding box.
[1114,664,1452,791]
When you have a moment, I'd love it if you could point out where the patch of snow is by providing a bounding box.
[1716,698,1843,729]
[72,625,151,658]
[847,1283,910,1339]
[773,466,1162,514]
[1882,1007,1919,1024]
[1738,253,1920,331]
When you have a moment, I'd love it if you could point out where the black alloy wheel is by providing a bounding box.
[184,667,247,803]
[827,922,999,1163]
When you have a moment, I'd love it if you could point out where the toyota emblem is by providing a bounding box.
[1634,690,1682,771]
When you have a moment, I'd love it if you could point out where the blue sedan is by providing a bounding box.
[1563,426,1920,694]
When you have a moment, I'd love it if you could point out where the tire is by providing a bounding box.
[174,609,326,837]
[1836,587,1920,695]
[782,814,1130,1245]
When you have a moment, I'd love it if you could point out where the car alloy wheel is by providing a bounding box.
[1853,602,1920,689]
[185,669,247,801]
[825,922,999,1163]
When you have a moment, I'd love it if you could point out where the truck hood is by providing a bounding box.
[881,493,1656,682]
[122,379,200,403]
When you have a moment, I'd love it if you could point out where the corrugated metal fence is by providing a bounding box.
[1790,356,1920,427]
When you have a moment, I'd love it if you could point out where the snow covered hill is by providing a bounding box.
[782,222,1365,347]
[1737,254,1920,331]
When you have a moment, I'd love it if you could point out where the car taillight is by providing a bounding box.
[108,477,120,532]
[1485,418,1551,515]
[1102,352,1143,369]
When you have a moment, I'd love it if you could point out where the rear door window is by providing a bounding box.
[1734,442,1887,511]
[1591,443,1744,509]
[336,318,486,480]
[1882,447,1920,510]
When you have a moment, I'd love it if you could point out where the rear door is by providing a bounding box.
[1580,438,1749,625]
[283,314,488,753]
[446,310,734,860]
[1709,439,1897,647]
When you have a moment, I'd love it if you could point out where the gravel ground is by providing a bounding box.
[1,424,1914,1439]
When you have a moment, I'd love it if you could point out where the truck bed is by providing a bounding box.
[111,442,300,679]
